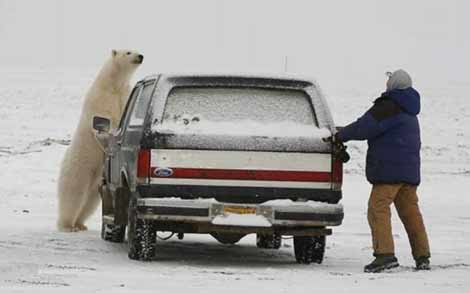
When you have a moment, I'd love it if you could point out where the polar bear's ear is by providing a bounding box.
[111,49,117,57]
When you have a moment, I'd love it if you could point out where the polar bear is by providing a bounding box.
[57,49,143,232]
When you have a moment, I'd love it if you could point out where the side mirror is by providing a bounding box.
[93,116,111,133]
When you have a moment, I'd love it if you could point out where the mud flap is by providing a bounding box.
[100,183,114,216]
[114,187,130,225]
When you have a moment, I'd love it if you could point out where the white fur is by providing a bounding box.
[57,50,142,232]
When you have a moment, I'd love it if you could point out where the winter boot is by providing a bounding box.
[415,256,430,270]
[364,255,399,273]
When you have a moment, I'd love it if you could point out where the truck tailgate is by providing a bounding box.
[148,149,332,189]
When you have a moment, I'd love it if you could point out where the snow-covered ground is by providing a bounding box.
[0,69,469,292]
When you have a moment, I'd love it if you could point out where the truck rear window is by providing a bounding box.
[158,87,319,137]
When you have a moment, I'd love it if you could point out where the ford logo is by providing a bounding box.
[154,167,173,177]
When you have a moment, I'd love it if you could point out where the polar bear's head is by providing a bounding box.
[111,49,144,70]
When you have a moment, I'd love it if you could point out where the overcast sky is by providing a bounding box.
[0,0,468,93]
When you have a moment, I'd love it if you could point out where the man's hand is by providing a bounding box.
[323,133,350,163]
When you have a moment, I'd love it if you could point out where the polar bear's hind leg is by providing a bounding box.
[57,152,93,232]
[74,177,102,231]
[57,178,87,232]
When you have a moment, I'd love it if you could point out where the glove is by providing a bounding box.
[323,133,350,163]
[335,143,350,163]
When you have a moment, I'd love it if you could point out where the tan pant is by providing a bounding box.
[368,183,430,259]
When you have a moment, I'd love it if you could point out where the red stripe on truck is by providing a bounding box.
[150,167,331,182]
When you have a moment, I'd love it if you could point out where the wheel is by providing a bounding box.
[256,233,281,249]
[211,232,246,244]
[127,199,156,261]
[128,209,156,261]
[101,222,126,243]
[293,236,326,264]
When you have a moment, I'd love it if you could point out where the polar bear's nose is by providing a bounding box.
[138,54,144,62]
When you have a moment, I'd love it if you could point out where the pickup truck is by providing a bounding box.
[93,74,346,264]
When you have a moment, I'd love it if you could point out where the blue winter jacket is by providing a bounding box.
[337,88,421,185]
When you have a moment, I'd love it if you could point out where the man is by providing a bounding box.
[336,69,431,273]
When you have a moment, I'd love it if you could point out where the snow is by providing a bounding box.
[157,120,330,138]
[261,200,343,214]
[1,0,470,289]
[138,197,216,209]
[1,68,469,292]
[154,131,332,153]
[161,86,315,124]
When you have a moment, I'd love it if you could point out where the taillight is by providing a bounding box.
[137,149,151,178]
[332,159,343,191]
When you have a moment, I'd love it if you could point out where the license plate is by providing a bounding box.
[223,205,256,215]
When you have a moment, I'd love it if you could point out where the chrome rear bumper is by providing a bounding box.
[136,198,343,228]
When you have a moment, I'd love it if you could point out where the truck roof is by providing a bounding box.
[141,73,320,89]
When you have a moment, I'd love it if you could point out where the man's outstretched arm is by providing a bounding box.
[337,99,403,142]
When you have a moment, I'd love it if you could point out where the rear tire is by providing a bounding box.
[294,236,326,264]
[101,222,126,243]
[256,233,282,249]
[128,198,156,261]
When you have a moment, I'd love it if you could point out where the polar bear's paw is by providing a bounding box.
[57,221,87,232]
[57,224,79,232]
[75,223,88,231]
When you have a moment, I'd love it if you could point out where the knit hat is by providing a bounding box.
[386,69,412,91]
